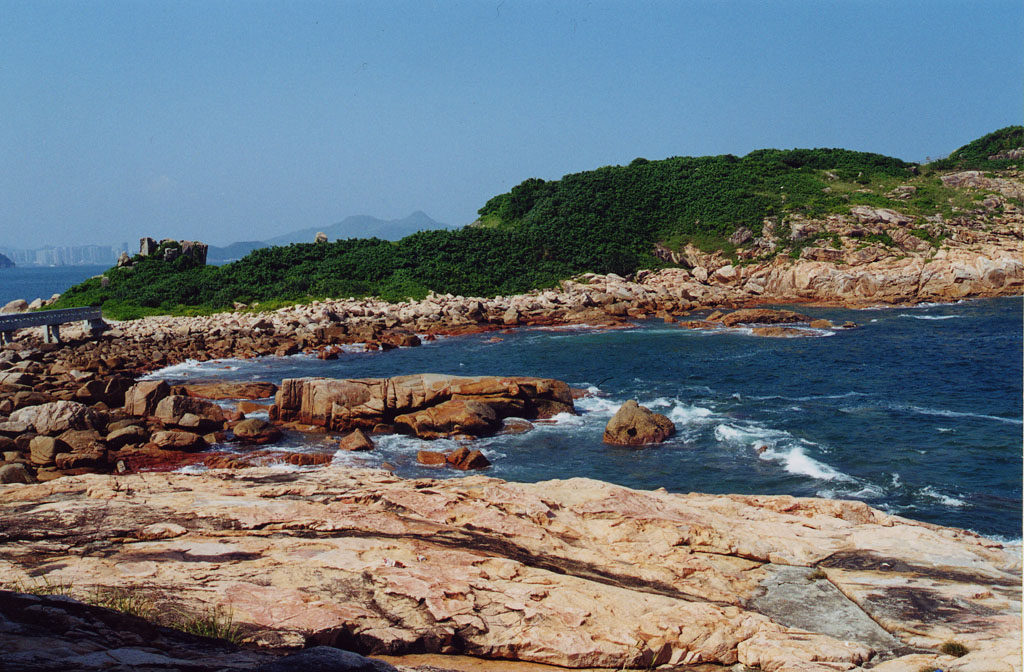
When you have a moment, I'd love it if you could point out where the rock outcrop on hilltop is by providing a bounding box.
[1,467,1019,671]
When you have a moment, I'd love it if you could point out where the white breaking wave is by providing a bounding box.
[898,314,963,321]
[750,391,869,402]
[667,404,715,424]
[904,404,1023,426]
[713,422,854,482]
[918,485,966,508]
[980,534,1023,547]
[140,358,207,379]
[574,396,623,415]
[760,445,854,482]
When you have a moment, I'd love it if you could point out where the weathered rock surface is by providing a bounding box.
[2,468,1015,671]
[10,400,102,435]
[603,400,675,446]
[123,380,170,416]
[274,375,574,435]
[395,399,501,439]
[181,381,278,400]
[0,590,401,671]
[718,308,811,326]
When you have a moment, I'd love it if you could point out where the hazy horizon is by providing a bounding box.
[2,0,1021,248]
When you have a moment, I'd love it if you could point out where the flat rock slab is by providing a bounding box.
[750,564,903,654]
[0,467,1019,672]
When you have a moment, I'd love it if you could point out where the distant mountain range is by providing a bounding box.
[206,211,452,263]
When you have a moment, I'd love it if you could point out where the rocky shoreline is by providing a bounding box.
[0,208,1021,670]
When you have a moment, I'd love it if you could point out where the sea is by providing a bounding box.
[0,265,107,306]
[145,296,1023,542]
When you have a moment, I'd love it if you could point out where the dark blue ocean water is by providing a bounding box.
[0,266,107,305]
[155,297,1023,539]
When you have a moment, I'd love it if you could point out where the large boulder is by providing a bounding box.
[232,418,282,445]
[446,446,491,470]
[603,400,675,446]
[29,436,71,466]
[0,299,27,314]
[0,462,34,484]
[106,425,149,449]
[123,380,171,416]
[395,399,500,439]
[338,428,374,451]
[151,430,208,452]
[10,401,102,435]
[154,395,225,431]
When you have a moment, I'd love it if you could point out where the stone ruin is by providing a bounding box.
[120,238,209,267]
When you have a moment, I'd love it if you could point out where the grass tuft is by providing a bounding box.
[6,577,75,596]
[87,587,159,621]
[172,605,243,645]
[806,567,828,581]
[939,640,969,657]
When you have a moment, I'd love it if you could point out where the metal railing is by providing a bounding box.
[0,307,106,345]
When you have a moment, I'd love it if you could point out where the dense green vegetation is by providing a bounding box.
[50,130,1019,319]
[930,126,1023,170]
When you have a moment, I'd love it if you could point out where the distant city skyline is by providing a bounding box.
[0,243,131,267]
[1,0,1021,249]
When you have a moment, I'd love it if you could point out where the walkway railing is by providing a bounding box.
[0,307,106,345]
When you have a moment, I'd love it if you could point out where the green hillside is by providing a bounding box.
[930,126,1024,170]
[49,129,1020,320]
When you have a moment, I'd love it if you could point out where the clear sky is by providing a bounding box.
[1,0,1021,248]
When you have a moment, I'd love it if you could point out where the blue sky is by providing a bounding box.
[1,0,1020,248]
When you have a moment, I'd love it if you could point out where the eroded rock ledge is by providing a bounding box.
[1,467,1019,672]
[271,374,574,435]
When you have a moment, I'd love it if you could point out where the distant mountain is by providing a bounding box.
[206,241,272,264]
[0,253,14,269]
[206,212,451,263]
[264,211,451,247]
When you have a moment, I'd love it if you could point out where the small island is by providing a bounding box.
[0,252,14,269]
